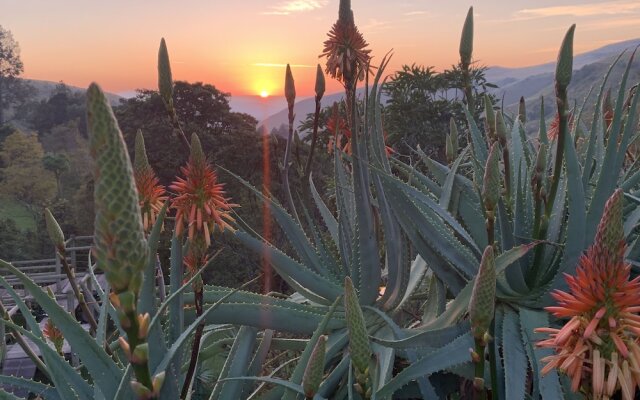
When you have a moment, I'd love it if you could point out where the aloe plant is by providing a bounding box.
[0,2,638,399]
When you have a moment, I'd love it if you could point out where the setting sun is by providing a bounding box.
[260,90,269,98]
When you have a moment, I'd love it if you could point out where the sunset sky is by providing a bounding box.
[3,0,640,98]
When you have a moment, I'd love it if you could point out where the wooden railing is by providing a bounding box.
[0,235,95,312]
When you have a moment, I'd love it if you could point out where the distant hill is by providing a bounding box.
[260,38,640,136]
[22,79,123,105]
[258,89,389,137]
[485,38,640,125]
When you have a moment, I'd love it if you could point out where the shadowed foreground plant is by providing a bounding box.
[537,189,640,399]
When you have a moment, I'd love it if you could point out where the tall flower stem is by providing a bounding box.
[304,65,325,180]
[181,284,203,398]
[58,250,98,334]
[282,64,300,223]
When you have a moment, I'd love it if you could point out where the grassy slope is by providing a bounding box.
[0,195,36,231]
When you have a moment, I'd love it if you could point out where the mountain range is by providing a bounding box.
[250,37,640,136]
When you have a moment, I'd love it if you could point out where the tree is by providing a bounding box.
[43,152,70,197]
[0,25,30,125]
[0,130,56,207]
[382,63,494,161]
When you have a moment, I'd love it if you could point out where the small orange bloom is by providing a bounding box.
[135,167,167,233]
[43,319,64,354]
[169,134,237,248]
[547,112,575,141]
[134,130,168,233]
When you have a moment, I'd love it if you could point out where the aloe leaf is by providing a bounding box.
[0,260,122,398]
[0,389,22,399]
[154,283,253,375]
[335,148,355,272]
[371,319,470,350]
[299,201,342,281]
[624,203,640,237]
[318,356,350,397]
[214,326,258,400]
[502,309,527,400]
[1,319,91,400]
[349,123,380,305]
[192,287,345,335]
[223,167,332,278]
[464,106,488,164]
[440,147,469,211]
[586,50,636,242]
[0,375,60,400]
[138,202,168,314]
[372,172,406,310]
[519,307,563,399]
[113,365,134,400]
[421,273,446,323]
[496,201,528,294]
[377,180,475,289]
[393,255,428,313]
[95,280,110,348]
[372,327,397,394]
[551,110,586,286]
[376,332,473,399]
[364,306,437,398]
[216,377,322,398]
[390,158,441,195]
[235,231,342,302]
[168,235,184,346]
[379,168,480,256]
[0,275,44,338]
[285,297,341,400]
[421,278,473,331]
[309,173,339,243]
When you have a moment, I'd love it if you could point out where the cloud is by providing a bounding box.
[263,0,328,16]
[516,0,640,19]
[253,63,316,68]
[404,11,427,16]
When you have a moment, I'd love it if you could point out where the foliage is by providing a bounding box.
[383,63,494,161]
[0,25,33,125]
[0,130,56,207]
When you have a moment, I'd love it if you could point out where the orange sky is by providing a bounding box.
[3,0,640,97]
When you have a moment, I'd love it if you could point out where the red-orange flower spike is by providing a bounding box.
[43,319,64,354]
[536,189,639,399]
[547,111,575,141]
[134,130,167,233]
[170,134,238,247]
[320,0,371,85]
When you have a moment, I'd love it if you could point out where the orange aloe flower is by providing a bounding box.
[170,134,238,248]
[43,319,64,354]
[134,130,168,233]
[547,111,575,141]
[320,0,371,85]
[536,189,640,399]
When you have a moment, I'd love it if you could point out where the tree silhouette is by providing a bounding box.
[0,25,28,125]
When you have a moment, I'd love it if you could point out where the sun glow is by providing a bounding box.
[260,90,269,98]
